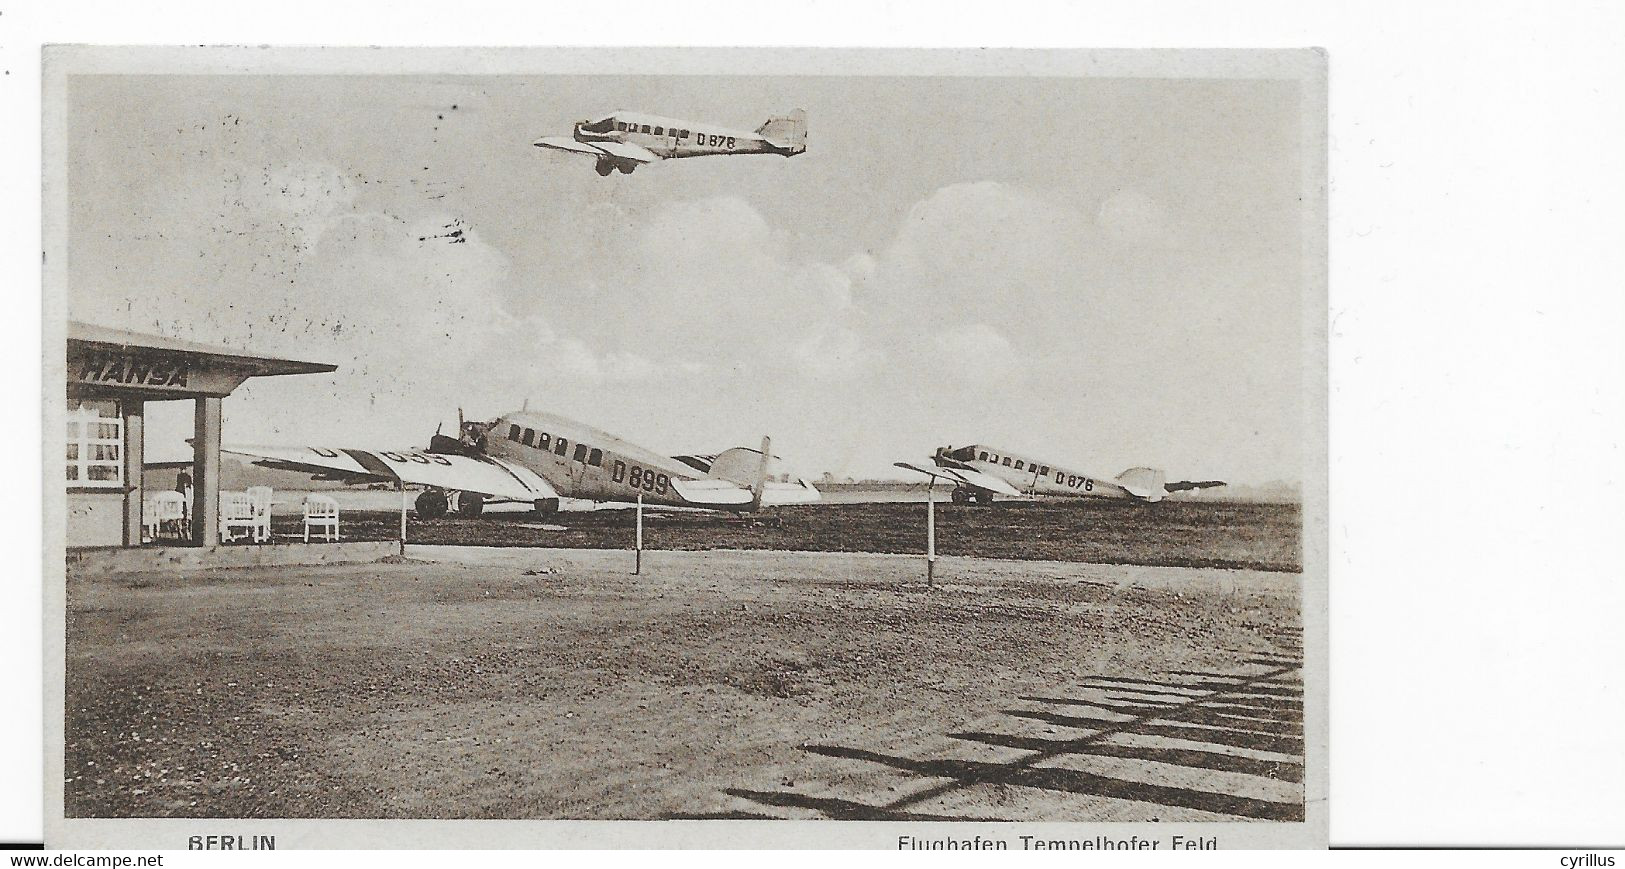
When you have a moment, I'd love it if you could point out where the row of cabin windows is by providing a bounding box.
[506,424,603,467]
[976,449,1049,477]
[620,122,690,138]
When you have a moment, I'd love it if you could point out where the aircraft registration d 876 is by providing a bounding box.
[897,445,1225,505]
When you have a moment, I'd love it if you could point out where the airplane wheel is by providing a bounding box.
[456,492,486,517]
[616,162,635,174]
[950,488,969,505]
[595,160,614,177]
[973,490,993,506]
[414,490,449,519]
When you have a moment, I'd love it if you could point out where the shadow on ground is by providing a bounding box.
[673,644,1305,822]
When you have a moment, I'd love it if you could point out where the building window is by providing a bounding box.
[67,400,123,487]
[588,448,603,467]
[522,428,535,446]
[555,438,568,456]
[538,432,551,450]
[573,443,588,463]
[508,424,520,441]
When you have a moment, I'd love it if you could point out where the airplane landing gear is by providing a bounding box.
[595,159,614,176]
[415,489,449,519]
[949,487,992,505]
[454,492,485,517]
[617,162,636,174]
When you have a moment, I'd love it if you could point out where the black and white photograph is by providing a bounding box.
[43,46,1327,849]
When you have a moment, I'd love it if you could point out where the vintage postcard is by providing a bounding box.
[43,46,1327,849]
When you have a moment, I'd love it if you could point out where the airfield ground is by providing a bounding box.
[268,499,1302,573]
[64,543,1304,821]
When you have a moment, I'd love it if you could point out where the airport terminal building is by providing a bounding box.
[64,322,335,549]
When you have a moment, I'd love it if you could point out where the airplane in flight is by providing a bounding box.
[224,408,820,518]
[897,444,1225,505]
[533,108,807,175]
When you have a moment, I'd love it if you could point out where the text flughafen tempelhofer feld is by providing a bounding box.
[897,834,1219,851]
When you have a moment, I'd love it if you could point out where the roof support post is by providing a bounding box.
[120,400,144,546]
[191,396,222,547]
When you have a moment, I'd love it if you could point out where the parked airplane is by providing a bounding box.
[224,409,820,518]
[897,444,1224,505]
[534,109,807,175]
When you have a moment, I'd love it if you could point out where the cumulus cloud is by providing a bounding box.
[553,194,874,381]
[67,76,1305,482]
[929,323,1024,385]
[793,324,872,381]
[1097,188,1169,244]
[88,157,696,446]
[549,338,661,384]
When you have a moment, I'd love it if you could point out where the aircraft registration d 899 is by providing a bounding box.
[225,408,819,518]
[533,109,807,176]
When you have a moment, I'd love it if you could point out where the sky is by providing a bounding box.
[67,71,1310,483]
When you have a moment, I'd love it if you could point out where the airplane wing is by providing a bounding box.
[532,137,660,165]
[759,479,822,506]
[589,140,660,164]
[533,136,608,157]
[1165,479,1226,493]
[893,461,1023,497]
[222,445,558,503]
[668,478,752,506]
[667,477,821,508]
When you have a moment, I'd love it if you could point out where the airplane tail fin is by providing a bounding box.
[703,444,774,486]
[751,436,771,512]
[757,108,807,154]
[1115,467,1167,500]
[698,439,777,512]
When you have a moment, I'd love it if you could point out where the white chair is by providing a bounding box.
[142,497,159,543]
[246,486,274,543]
[219,491,258,543]
[302,495,339,543]
[150,491,188,541]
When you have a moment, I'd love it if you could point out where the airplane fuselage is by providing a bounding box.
[936,445,1141,501]
[574,112,801,159]
[478,410,723,509]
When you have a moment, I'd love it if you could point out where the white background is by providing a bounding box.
[3,0,1622,849]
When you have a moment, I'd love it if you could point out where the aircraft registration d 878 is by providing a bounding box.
[534,109,807,176]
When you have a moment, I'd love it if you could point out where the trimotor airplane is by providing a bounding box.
[224,408,820,517]
[533,109,807,175]
[896,444,1225,505]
